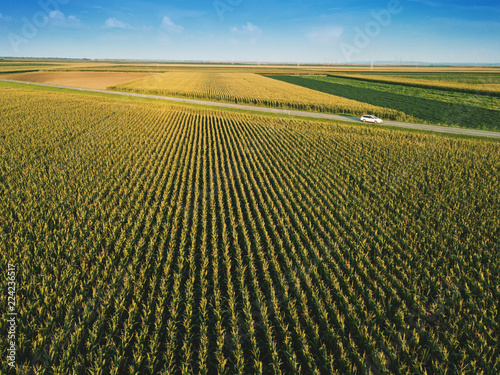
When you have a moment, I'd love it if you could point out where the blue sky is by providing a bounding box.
[0,0,499,63]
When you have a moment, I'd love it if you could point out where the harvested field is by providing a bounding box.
[1,71,154,90]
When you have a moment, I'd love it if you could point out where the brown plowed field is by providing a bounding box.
[1,71,154,89]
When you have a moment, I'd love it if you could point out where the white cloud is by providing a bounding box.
[104,17,130,29]
[0,13,12,22]
[49,10,65,20]
[231,22,262,35]
[307,26,344,46]
[162,16,184,33]
[42,10,82,28]
[242,22,262,34]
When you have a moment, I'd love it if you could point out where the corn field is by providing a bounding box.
[110,72,413,121]
[329,73,500,97]
[1,87,499,374]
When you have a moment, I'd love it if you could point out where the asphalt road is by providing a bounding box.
[2,79,499,139]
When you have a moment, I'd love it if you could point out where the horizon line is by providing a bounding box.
[1,57,500,67]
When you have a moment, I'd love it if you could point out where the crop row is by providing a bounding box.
[1,87,499,374]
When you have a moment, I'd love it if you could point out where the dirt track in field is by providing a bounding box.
[1,78,499,139]
[0,72,153,90]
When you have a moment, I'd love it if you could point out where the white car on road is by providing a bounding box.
[360,115,383,124]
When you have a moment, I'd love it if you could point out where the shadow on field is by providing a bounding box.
[269,76,500,132]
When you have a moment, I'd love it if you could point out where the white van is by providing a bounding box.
[360,115,383,124]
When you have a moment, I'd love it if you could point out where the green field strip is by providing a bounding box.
[269,75,500,132]
[318,75,500,112]
[320,72,500,97]
[345,72,500,85]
